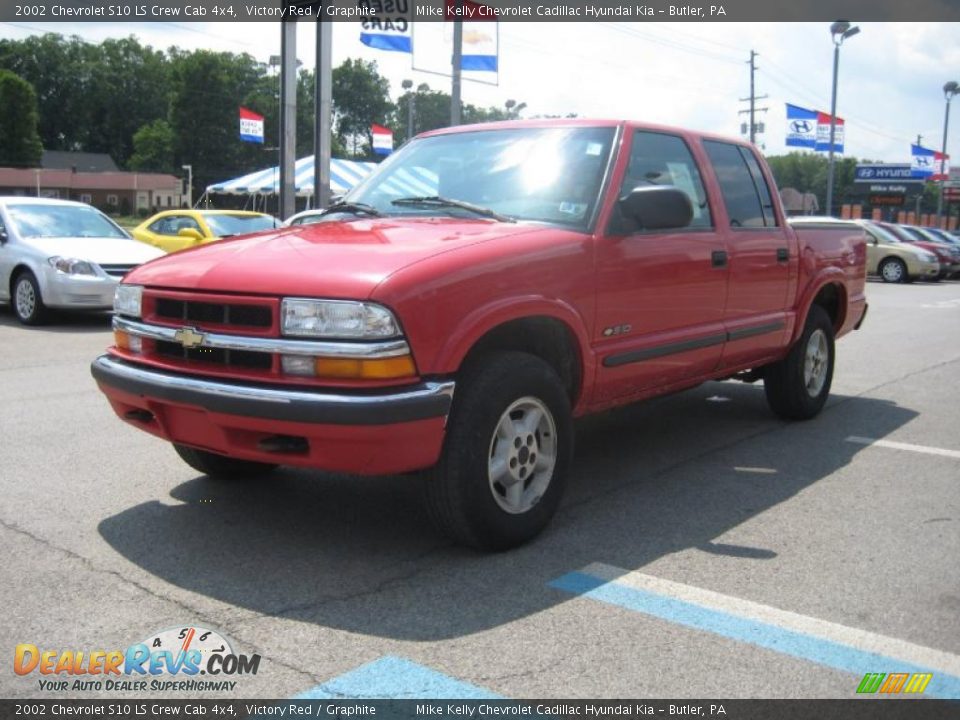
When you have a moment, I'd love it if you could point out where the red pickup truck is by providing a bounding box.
[92,120,867,550]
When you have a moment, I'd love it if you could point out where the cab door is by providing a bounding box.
[701,140,793,368]
[592,129,729,404]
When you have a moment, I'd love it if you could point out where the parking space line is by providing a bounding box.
[550,563,960,698]
[294,656,500,700]
[846,436,960,460]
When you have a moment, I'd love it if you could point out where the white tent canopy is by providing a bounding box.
[206,157,379,197]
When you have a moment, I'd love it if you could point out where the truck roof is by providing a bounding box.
[417,118,757,149]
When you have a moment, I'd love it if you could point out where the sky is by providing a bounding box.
[2,20,958,164]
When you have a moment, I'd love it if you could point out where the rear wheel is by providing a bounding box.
[423,352,573,551]
[12,271,50,325]
[763,305,835,420]
[878,258,906,283]
[173,444,277,479]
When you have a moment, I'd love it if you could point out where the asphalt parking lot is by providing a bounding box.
[1,279,958,701]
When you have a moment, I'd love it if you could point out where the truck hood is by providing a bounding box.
[23,236,165,265]
[124,217,546,298]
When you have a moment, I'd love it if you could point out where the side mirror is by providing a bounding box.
[0,228,7,244]
[619,186,693,232]
[177,228,205,242]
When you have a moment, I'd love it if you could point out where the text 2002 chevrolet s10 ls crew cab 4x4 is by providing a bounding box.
[91,120,867,550]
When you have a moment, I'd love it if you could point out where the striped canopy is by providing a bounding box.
[206,157,379,197]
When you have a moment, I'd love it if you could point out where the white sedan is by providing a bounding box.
[0,197,165,325]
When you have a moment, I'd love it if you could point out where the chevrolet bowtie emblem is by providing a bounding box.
[173,326,205,349]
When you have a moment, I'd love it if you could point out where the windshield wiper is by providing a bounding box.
[391,196,515,223]
[322,201,384,218]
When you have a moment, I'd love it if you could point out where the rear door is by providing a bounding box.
[593,129,728,403]
[702,140,792,368]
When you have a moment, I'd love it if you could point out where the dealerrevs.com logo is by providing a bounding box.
[14,625,261,693]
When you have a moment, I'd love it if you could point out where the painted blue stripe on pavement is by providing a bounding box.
[550,571,960,699]
[295,655,501,700]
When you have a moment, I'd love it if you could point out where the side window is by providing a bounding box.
[148,218,168,234]
[618,131,712,231]
[739,148,778,227]
[703,140,772,228]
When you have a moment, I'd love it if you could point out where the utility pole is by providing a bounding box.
[451,7,463,126]
[279,22,297,221]
[313,4,332,209]
[915,134,923,220]
[738,50,768,145]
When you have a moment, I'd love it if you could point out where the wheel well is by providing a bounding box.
[811,283,844,331]
[460,317,582,404]
[9,264,32,295]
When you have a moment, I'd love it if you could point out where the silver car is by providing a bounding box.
[0,197,165,325]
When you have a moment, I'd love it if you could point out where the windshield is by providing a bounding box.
[865,223,901,243]
[346,126,617,229]
[8,204,128,239]
[204,213,278,237]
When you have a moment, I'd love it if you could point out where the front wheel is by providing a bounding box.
[763,305,835,420]
[174,444,277,479]
[423,352,573,551]
[12,271,51,325]
[878,258,906,283]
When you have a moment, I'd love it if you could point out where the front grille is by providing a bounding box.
[100,264,137,278]
[155,340,272,370]
[155,298,272,328]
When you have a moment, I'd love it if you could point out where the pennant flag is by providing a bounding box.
[785,104,817,149]
[815,111,844,153]
[911,144,950,180]
[360,19,412,53]
[371,124,394,156]
[239,107,264,144]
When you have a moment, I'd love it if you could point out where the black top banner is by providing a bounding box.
[2,0,959,22]
[2,699,960,719]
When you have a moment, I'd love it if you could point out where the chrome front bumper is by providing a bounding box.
[91,354,455,426]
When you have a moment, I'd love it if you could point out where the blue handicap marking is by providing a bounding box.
[549,569,960,699]
[295,655,501,700]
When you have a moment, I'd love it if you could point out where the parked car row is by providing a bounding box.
[0,198,281,324]
[791,216,960,283]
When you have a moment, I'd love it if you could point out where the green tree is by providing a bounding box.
[390,83,522,146]
[0,34,93,152]
[0,70,43,167]
[85,37,170,167]
[332,59,392,158]
[168,49,263,192]
[765,152,862,215]
[128,119,175,172]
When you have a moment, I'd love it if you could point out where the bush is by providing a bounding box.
[136,207,151,217]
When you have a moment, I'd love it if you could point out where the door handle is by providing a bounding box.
[712,250,728,268]
[777,247,789,263]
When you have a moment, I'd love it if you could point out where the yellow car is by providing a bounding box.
[131,210,279,253]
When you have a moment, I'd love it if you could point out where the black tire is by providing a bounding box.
[878,258,907,284]
[763,305,835,421]
[423,351,573,551]
[173,444,277,479]
[12,271,51,325]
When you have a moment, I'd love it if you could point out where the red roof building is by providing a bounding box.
[0,167,186,213]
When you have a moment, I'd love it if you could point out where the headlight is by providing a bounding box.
[114,284,143,318]
[920,252,937,262]
[48,256,97,276]
[281,298,401,338]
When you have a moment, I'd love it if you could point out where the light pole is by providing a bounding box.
[402,79,415,141]
[181,164,192,208]
[936,81,959,226]
[825,20,859,218]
